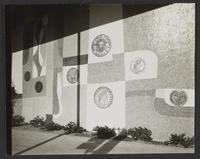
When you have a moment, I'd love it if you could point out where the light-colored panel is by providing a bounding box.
[63,65,88,87]
[22,96,52,122]
[53,71,87,127]
[63,33,78,58]
[54,85,78,125]
[81,30,89,55]
[86,81,125,131]
[124,50,158,81]
[88,20,124,64]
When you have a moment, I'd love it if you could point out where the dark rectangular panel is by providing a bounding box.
[63,54,88,66]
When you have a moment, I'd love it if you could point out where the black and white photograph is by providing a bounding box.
[8,3,195,155]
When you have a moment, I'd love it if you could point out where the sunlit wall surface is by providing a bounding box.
[11,3,195,141]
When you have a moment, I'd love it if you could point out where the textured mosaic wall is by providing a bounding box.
[12,3,195,141]
[123,4,194,140]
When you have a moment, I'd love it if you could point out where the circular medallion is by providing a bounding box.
[91,34,111,57]
[35,81,43,93]
[24,71,31,81]
[67,68,78,84]
[94,86,113,109]
[170,90,187,106]
[130,58,145,74]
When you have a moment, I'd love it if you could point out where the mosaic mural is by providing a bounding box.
[14,4,194,141]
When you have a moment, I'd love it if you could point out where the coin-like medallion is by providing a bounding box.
[130,58,145,74]
[35,81,43,93]
[91,34,111,57]
[94,86,113,109]
[24,71,31,82]
[170,90,187,106]
[67,67,78,84]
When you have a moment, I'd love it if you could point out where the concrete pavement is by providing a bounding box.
[12,128,194,155]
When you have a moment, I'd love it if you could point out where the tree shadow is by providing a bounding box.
[14,133,65,155]
[92,136,125,154]
[76,136,106,154]
[77,135,126,154]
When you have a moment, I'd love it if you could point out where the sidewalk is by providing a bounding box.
[12,128,194,155]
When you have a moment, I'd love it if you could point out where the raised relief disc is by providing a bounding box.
[170,90,187,106]
[67,67,78,84]
[35,81,43,93]
[24,71,31,82]
[91,34,111,57]
[130,58,145,74]
[94,86,113,109]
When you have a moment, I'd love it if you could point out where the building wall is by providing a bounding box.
[124,3,194,141]
[12,3,195,141]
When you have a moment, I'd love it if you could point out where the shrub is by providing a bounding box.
[64,122,86,134]
[127,127,152,142]
[11,84,17,116]
[114,128,128,140]
[93,126,116,139]
[12,115,25,126]
[30,116,45,127]
[44,122,64,131]
[169,133,194,148]
[184,136,194,148]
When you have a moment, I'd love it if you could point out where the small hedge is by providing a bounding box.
[64,122,86,134]
[169,133,194,148]
[30,116,64,131]
[114,128,128,140]
[44,122,64,131]
[30,116,45,127]
[127,127,152,142]
[12,115,25,127]
[93,126,116,139]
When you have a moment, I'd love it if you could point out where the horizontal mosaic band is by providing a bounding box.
[154,98,194,118]
[63,55,88,66]
[126,89,155,97]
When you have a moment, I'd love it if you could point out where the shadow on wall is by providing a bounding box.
[8,4,168,53]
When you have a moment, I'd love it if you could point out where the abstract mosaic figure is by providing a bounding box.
[33,51,42,77]
[67,67,78,84]
[32,17,47,77]
[91,34,111,57]
[170,90,187,106]
[130,58,145,74]
[94,86,113,108]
